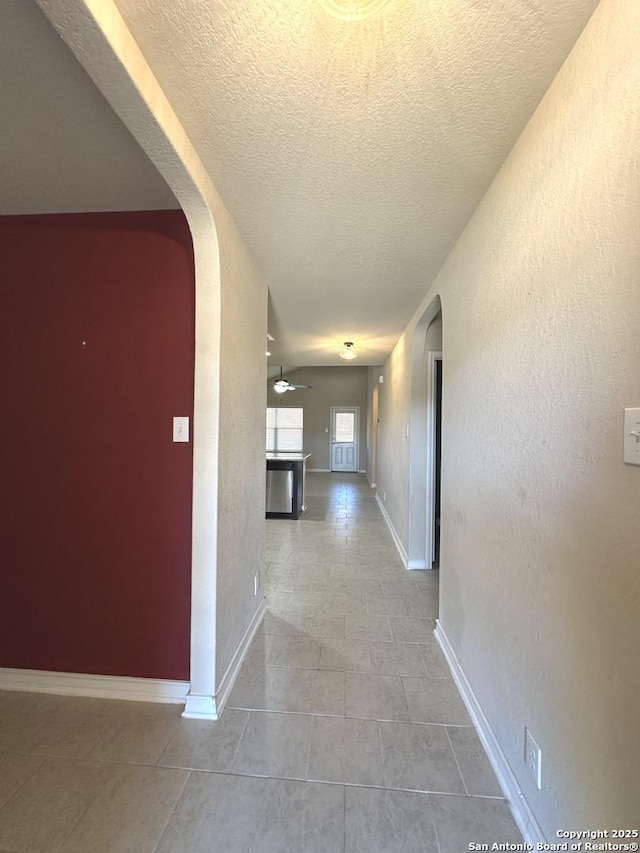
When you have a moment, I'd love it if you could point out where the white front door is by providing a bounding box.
[331,407,359,472]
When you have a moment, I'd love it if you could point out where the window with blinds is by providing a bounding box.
[266,407,304,452]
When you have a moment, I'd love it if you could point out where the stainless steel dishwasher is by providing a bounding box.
[265,467,294,514]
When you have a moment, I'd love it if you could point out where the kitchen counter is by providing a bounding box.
[266,452,312,461]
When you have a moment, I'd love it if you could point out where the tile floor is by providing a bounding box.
[0,473,522,852]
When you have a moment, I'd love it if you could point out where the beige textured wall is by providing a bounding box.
[377,310,441,564]
[267,366,369,471]
[428,314,442,351]
[378,0,639,832]
[365,367,382,486]
[216,214,268,681]
[377,333,412,541]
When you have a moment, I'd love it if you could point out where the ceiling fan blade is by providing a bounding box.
[271,367,311,392]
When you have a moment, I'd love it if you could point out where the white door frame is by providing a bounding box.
[426,352,442,567]
[407,297,441,570]
[330,406,360,472]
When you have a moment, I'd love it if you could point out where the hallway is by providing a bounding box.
[0,474,521,852]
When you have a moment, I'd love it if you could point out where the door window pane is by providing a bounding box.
[335,412,355,443]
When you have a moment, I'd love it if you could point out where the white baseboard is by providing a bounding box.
[183,598,266,720]
[375,494,409,567]
[182,693,217,719]
[214,597,266,716]
[434,621,545,846]
[0,667,189,704]
[0,601,267,720]
[307,469,367,474]
[375,496,429,571]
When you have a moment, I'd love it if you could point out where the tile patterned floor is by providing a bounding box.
[0,473,522,852]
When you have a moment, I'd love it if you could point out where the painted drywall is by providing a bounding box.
[215,213,268,685]
[0,210,194,680]
[377,0,640,832]
[0,0,178,215]
[427,314,442,351]
[267,366,369,471]
[377,334,412,545]
[34,0,269,715]
[365,367,382,486]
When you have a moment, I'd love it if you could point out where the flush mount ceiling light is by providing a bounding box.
[339,341,357,360]
[320,0,391,22]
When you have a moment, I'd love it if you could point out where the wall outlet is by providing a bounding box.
[254,572,260,596]
[624,407,640,465]
[524,727,542,790]
[383,491,386,502]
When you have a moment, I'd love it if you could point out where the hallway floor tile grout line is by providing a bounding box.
[0,473,522,852]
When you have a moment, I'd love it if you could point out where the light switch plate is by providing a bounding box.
[624,408,640,465]
[173,416,190,443]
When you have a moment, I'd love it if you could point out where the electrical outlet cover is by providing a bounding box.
[524,727,542,790]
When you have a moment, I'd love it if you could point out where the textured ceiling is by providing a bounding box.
[3,0,599,365]
[111,0,599,366]
[0,0,176,214]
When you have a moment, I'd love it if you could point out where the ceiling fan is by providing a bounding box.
[272,366,311,394]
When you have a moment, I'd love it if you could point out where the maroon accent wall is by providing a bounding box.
[0,210,194,681]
